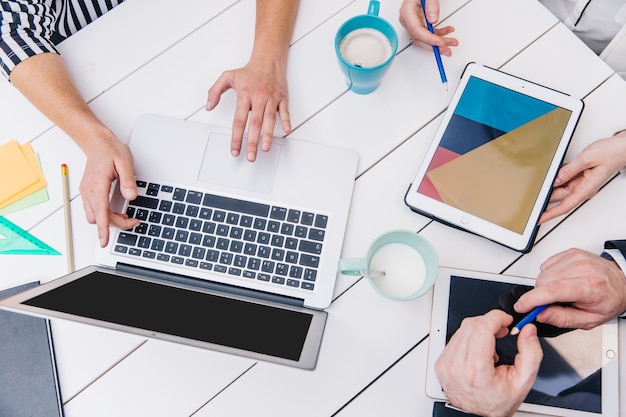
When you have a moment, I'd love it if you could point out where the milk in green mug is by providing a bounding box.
[338,230,438,300]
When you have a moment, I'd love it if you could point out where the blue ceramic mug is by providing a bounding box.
[334,0,399,94]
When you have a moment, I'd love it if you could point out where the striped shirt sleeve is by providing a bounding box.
[0,0,123,79]
[0,0,60,79]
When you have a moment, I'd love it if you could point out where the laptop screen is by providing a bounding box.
[22,270,313,361]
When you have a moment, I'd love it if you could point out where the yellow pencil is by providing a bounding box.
[61,164,75,273]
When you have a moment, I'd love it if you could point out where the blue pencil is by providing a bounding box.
[420,0,448,90]
[510,305,548,335]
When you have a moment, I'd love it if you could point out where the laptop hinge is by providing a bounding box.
[116,263,305,307]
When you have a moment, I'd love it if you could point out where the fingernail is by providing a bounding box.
[247,152,256,161]
[206,100,213,109]
[231,149,240,157]
[99,238,106,247]
[122,189,134,200]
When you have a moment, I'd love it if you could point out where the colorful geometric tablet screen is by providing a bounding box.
[417,76,572,233]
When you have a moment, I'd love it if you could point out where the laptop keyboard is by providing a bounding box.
[112,180,327,292]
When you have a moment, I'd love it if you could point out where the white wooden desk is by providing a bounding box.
[1,0,625,415]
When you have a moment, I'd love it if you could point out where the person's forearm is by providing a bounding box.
[9,52,116,152]
[251,0,299,66]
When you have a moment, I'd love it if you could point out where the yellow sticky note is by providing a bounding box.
[0,140,48,209]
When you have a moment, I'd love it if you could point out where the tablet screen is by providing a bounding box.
[417,76,572,234]
[447,275,602,414]
[405,64,584,252]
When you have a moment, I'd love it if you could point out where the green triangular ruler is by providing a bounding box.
[0,216,60,255]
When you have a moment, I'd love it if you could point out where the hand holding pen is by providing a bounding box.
[398,0,458,67]
[513,248,626,331]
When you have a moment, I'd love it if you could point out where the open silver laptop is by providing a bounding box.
[0,114,358,369]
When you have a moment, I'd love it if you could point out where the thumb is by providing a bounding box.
[206,71,233,111]
[554,158,585,186]
[514,324,543,386]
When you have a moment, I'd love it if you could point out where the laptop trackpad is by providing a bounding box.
[198,132,281,194]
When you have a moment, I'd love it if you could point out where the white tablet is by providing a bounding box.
[426,267,619,417]
[405,63,584,252]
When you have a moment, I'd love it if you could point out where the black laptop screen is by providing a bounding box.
[23,271,313,361]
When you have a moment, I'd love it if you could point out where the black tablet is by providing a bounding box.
[426,267,619,417]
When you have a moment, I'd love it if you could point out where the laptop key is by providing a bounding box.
[189,232,202,245]
[203,193,270,217]
[300,254,320,268]
[173,188,186,201]
[270,206,287,220]
[228,267,242,276]
[114,245,128,253]
[147,183,160,196]
[287,209,301,223]
[159,200,172,212]
[299,240,323,255]
[134,223,148,235]
[314,214,328,228]
[301,212,314,226]
[162,214,175,226]
[272,276,285,285]
[130,196,158,209]
[162,227,175,240]
[192,247,206,259]
[303,269,317,281]
[206,249,219,262]
[173,202,186,214]
[148,212,162,223]
[308,228,325,242]
[117,232,138,246]
[151,239,165,251]
[186,191,203,204]
[138,236,151,248]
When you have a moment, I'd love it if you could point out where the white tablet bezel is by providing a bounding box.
[426,267,619,417]
[405,63,584,252]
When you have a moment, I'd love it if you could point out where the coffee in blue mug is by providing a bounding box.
[335,0,399,94]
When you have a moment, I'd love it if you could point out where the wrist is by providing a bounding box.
[603,240,626,317]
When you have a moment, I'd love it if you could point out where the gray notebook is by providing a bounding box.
[0,282,63,417]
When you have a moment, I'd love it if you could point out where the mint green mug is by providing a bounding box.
[334,0,399,94]
[338,230,438,300]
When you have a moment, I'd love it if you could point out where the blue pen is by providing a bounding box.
[510,305,548,335]
[420,0,448,90]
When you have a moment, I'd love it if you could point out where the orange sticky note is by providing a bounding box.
[0,140,48,209]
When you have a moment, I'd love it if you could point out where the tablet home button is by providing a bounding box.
[460,216,469,225]
[607,349,616,359]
